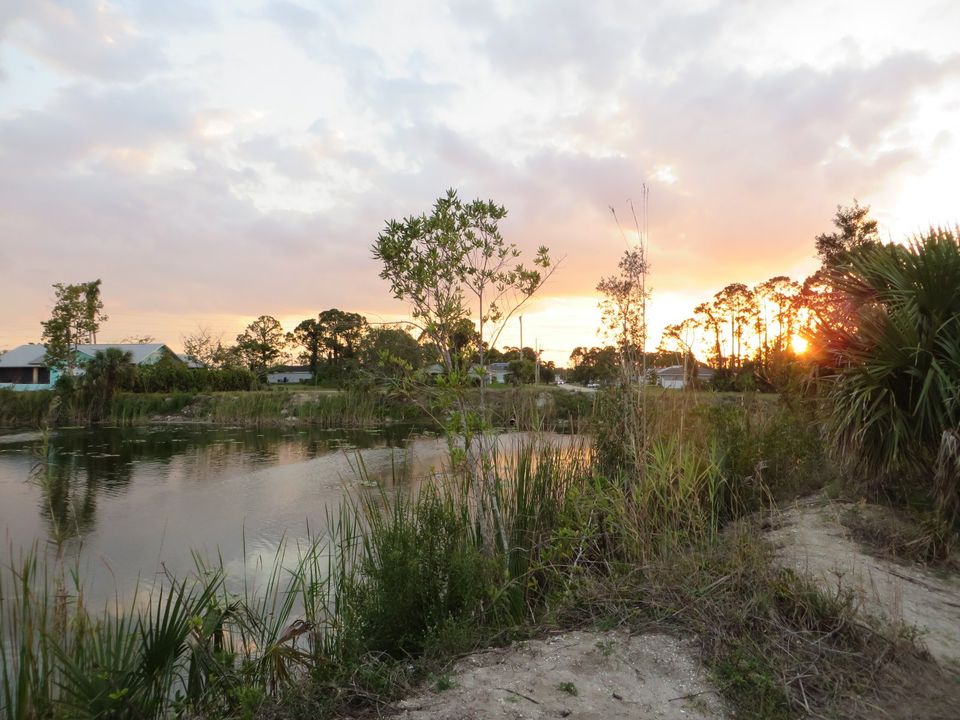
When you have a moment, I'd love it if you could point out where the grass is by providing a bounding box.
[841,503,959,568]
[1,387,414,429]
[2,389,955,719]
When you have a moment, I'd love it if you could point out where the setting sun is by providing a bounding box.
[792,335,810,354]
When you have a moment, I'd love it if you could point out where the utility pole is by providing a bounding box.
[535,338,540,385]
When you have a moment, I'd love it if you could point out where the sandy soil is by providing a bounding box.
[390,630,727,720]
[768,497,960,668]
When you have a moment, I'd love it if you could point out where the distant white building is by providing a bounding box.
[486,362,512,384]
[656,364,714,390]
[266,366,313,384]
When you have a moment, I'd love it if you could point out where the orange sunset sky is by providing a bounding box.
[1,1,958,365]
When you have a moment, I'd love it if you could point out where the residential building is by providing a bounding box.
[655,364,715,390]
[0,343,181,391]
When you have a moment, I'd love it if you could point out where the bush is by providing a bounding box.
[823,228,960,514]
[133,363,258,393]
[0,389,56,427]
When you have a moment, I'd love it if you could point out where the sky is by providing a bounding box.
[1,0,958,366]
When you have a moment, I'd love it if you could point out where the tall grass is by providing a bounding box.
[2,390,932,719]
[0,390,56,428]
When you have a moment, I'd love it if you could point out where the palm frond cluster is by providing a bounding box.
[824,227,960,513]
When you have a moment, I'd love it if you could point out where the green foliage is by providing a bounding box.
[235,315,288,377]
[78,348,137,421]
[360,327,423,378]
[568,346,619,386]
[40,279,107,373]
[1,388,930,720]
[0,389,56,427]
[373,188,552,379]
[823,228,960,514]
[339,489,495,659]
[133,361,258,393]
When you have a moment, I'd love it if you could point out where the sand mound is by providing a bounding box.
[392,630,727,720]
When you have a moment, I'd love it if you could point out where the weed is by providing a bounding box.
[434,674,455,692]
[593,640,615,657]
[557,681,578,696]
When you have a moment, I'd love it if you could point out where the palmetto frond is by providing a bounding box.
[825,228,960,506]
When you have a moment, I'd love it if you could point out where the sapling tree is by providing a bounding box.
[41,279,107,374]
[600,195,651,473]
[373,188,556,552]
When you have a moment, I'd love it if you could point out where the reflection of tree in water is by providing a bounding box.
[31,431,136,543]
[25,424,426,545]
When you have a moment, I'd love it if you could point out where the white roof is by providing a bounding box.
[656,364,715,377]
[0,344,47,367]
[77,343,169,364]
[0,343,173,367]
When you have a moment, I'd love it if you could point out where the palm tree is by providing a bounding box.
[82,348,136,421]
[823,227,960,515]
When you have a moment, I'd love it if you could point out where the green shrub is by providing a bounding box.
[133,363,258,393]
[0,389,56,427]
[823,228,960,514]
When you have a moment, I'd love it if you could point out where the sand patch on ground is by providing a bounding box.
[391,630,727,720]
[768,497,960,669]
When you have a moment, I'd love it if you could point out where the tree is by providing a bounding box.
[317,309,367,380]
[121,335,156,344]
[289,318,323,380]
[373,188,555,551]
[597,249,648,380]
[805,201,883,363]
[823,228,960,518]
[374,189,553,386]
[712,283,757,370]
[41,279,108,374]
[360,327,422,377]
[659,318,700,386]
[235,316,287,377]
[815,200,880,268]
[182,326,232,368]
[756,276,801,356]
[694,301,724,369]
[81,348,136,421]
[568,346,619,386]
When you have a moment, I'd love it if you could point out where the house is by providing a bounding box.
[0,344,56,390]
[656,364,715,390]
[421,363,506,384]
[177,353,204,369]
[0,343,181,391]
[267,366,313,384]
[486,362,512,384]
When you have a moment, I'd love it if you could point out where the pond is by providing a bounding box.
[0,424,447,605]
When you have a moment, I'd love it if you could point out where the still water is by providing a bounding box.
[0,424,445,603]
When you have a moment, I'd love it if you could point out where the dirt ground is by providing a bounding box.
[767,496,960,670]
[390,630,727,720]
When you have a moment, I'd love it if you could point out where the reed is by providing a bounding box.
[2,391,929,720]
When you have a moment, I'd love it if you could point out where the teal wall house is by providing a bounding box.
[0,343,181,391]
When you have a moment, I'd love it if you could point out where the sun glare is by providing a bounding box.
[791,335,809,354]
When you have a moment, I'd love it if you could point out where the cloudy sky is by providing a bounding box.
[1,0,958,364]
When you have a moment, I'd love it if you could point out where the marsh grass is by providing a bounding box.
[0,390,56,428]
[3,391,947,719]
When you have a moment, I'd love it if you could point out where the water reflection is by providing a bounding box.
[0,425,580,607]
[0,424,432,604]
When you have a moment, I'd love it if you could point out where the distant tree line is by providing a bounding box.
[181,309,556,386]
[569,200,885,391]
